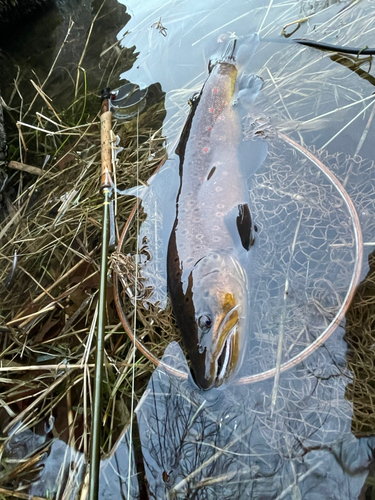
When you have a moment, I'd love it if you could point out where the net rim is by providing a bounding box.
[113,133,364,385]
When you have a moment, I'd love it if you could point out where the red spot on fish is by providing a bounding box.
[223,101,228,106]
[213,226,219,231]
[217,204,225,209]
[215,186,223,192]
[203,147,210,153]
[216,212,223,217]
[220,135,226,141]
[213,88,218,94]
[206,126,212,131]
[194,218,201,222]
[219,115,225,121]
[209,107,214,113]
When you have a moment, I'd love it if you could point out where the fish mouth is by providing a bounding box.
[214,304,240,386]
[215,327,236,384]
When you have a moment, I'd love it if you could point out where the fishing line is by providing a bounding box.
[127,107,140,500]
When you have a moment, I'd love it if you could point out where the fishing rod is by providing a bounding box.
[292,38,375,55]
[260,34,375,55]
[88,83,147,500]
[88,87,112,500]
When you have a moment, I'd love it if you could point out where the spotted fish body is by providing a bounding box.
[167,34,266,390]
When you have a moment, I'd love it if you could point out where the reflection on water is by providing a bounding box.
[1,420,139,499]
[135,342,375,499]
[3,323,375,499]
[0,0,132,114]
[2,422,85,499]
[98,427,140,500]
[112,0,375,496]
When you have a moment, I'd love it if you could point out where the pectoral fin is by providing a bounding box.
[236,74,264,109]
[236,203,254,251]
[225,203,254,252]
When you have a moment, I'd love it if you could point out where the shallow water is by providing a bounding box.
[114,0,375,497]
[118,0,375,159]
[136,341,375,499]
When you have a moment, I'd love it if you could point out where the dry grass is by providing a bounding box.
[0,4,167,497]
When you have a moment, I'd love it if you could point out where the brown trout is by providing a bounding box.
[167,34,267,389]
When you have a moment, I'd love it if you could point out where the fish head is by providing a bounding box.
[188,252,247,390]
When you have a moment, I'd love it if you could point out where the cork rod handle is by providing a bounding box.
[100,107,113,189]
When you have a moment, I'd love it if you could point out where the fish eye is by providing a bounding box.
[198,315,212,330]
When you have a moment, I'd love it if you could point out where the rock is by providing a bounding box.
[0,0,53,28]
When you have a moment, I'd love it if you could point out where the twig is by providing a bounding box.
[321,96,375,149]
[6,305,56,326]
[0,253,57,303]
[10,249,96,323]
[343,98,375,186]
[74,1,106,99]
[0,363,94,372]
[169,426,254,495]
[8,160,51,177]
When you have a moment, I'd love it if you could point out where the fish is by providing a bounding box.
[167,34,268,390]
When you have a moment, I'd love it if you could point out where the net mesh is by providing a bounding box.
[114,130,362,382]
